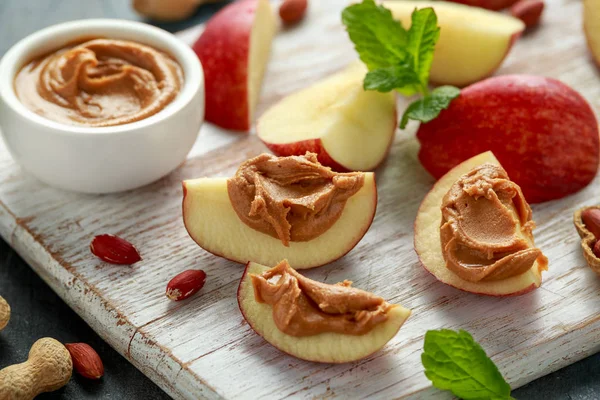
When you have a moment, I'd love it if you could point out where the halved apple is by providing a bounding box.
[192,0,277,131]
[237,261,411,363]
[414,151,546,296]
[182,173,377,269]
[584,0,600,66]
[383,1,525,87]
[257,62,397,172]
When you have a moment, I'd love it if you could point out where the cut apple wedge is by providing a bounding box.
[383,1,524,87]
[192,0,276,131]
[584,0,600,66]
[257,62,397,172]
[237,261,411,363]
[414,151,546,296]
[182,173,377,269]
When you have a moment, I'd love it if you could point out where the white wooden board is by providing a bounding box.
[0,0,599,398]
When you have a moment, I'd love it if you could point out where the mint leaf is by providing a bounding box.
[343,1,460,127]
[400,86,460,128]
[422,329,514,400]
[364,65,420,92]
[342,0,409,70]
[406,8,440,87]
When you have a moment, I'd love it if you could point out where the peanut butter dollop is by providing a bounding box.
[14,38,183,127]
[227,153,365,246]
[250,260,393,336]
[440,163,548,282]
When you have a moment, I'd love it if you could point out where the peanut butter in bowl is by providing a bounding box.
[14,38,184,127]
[0,19,204,193]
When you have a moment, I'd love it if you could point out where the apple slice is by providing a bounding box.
[584,0,600,66]
[383,1,524,87]
[414,151,546,296]
[192,0,276,131]
[257,62,397,172]
[237,261,411,363]
[182,173,377,269]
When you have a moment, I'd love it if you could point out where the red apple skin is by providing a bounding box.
[259,109,398,172]
[447,0,520,10]
[236,262,399,363]
[417,75,600,203]
[192,0,257,131]
[181,179,379,269]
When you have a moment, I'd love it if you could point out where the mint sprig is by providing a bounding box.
[341,0,408,70]
[342,0,460,129]
[364,66,420,93]
[400,86,460,128]
[422,329,514,400]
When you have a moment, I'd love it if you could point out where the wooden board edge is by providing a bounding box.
[0,199,221,400]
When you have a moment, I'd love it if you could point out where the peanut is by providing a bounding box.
[582,208,600,240]
[65,343,104,380]
[166,269,207,301]
[0,296,9,331]
[279,0,308,25]
[132,0,225,22]
[594,240,600,259]
[0,338,72,400]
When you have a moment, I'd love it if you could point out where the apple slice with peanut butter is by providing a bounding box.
[440,163,548,283]
[415,151,548,296]
[182,152,377,269]
[238,260,411,363]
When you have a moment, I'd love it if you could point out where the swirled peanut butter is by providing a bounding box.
[250,260,393,336]
[14,38,183,127]
[440,163,548,282]
[227,153,365,246]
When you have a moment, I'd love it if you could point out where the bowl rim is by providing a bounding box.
[0,18,203,136]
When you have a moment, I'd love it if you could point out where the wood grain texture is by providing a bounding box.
[0,0,599,399]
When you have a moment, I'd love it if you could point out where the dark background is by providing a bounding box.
[0,1,598,399]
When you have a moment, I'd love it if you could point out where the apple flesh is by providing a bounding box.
[417,75,600,203]
[383,1,524,87]
[237,261,411,363]
[192,0,276,131]
[182,173,377,269]
[584,0,600,66]
[257,62,397,172]
[414,151,546,296]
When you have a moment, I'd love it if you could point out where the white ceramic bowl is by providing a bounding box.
[0,19,204,193]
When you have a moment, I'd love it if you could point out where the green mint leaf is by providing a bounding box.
[406,8,440,87]
[363,65,421,93]
[422,329,513,400]
[342,0,409,70]
[400,86,460,129]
